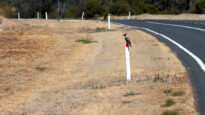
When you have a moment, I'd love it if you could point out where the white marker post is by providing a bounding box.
[108,13,111,29]
[45,12,48,20]
[128,11,131,20]
[125,44,131,81]
[37,12,39,19]
[82,11,84,20]
[18,12,20,20]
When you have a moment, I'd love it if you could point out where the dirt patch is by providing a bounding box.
[0,19,197,115]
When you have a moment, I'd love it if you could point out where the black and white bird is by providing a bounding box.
[123,33,132,47]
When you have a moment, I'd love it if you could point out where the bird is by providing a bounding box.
[123,33,132,47]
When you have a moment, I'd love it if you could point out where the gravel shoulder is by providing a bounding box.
[0,19,197,115]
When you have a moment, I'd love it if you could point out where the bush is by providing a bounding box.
[143,4,159,14]
[85,1,105,18]
[48,10,57,19]
[0,6,17,18]
[194,0,205,14]
[110,0,131,16]
[64,7,77,18]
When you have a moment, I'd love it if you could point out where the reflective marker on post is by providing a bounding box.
[108,14,111,29]
[125,43,131,81]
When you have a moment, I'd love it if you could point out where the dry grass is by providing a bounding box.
[99,14,205,20]
[0,19,197,115]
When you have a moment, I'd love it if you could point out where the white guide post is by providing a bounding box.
[82,11,84,20]
[45,12,48,20]
[37,12,39,19]
[128,11,131,20]
[125,43,131,81]
[18,12,20,20]
[108,13,111,29]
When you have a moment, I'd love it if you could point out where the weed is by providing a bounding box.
[123,92,140,97]
[162,110,179,115]
[172,91,185,97]
[162,99,176,107]
[153,74,164,83]
[0,18,2,24]
[122,101,132,104]
[35,66,46,72]
[91,85,106,89]
[96,27,106,32]
[164,89,172,94]
[75,38,97,44]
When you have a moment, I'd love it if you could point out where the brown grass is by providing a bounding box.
[99,14,205,20]
[0,19,197,115]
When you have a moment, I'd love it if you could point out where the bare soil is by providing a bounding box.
[0,19,197,115]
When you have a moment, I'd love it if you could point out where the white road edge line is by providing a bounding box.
[146,21,205,32]
[106,21,205,73]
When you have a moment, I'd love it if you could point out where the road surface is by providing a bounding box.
[112,20,205,114]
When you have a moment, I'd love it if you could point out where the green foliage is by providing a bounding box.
[162,99,176,107]
[85,1,105,18]
[172,91,185,96]
[110,0,131,15]
[143,4,159,14]
[64,6,77,18]
[194,0,205,14]
[153,75,164,83]
[162,110,179,115]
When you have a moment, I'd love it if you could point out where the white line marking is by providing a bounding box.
[110,21,205,73]
[146,21,205,32]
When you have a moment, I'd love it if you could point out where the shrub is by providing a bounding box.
[64,6,77,18]
[85,1,105,18]
[0,6,17,18]
[143,4,159,14]
[35,66,46,72]
[194,0,205,14]
[110,0,131,16]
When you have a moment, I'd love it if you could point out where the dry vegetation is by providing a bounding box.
[0,18,197,115]
[100,14,205,20]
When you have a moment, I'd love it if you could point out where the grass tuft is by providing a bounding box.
[91,85,106,89]
[153,75,164,83]
[123,92,140,97]
[75,38,97,44]
[162,99,176,107]
[164,89,172,94]
[122,101,132,104]
[162,110,179,115]
[0,18,2,24]
[35,66,46,72]
[172,91,185,97]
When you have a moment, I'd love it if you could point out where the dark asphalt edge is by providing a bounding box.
[109,20,204,115]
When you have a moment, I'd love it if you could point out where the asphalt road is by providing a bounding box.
[112,20,205,114]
